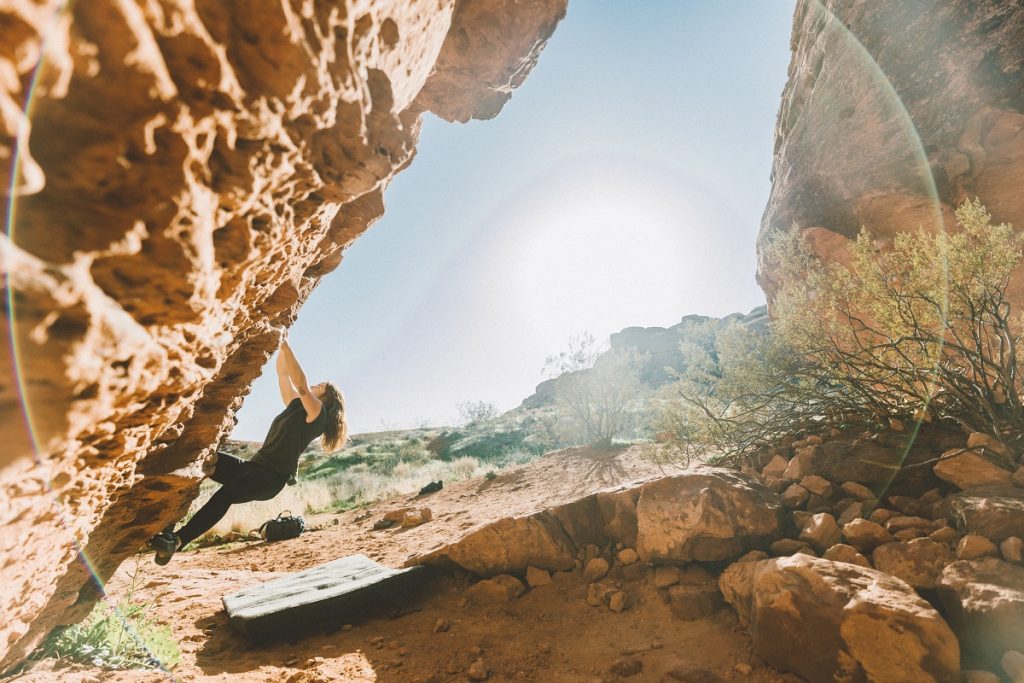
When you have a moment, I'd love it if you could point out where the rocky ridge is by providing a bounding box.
[0,0,565,668]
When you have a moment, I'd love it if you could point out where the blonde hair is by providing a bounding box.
[320,382,348,452]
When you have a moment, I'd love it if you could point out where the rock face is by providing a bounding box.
[720,555,960,683]
[757,1,1024,304]
[0,0,566,668]
[937,559,1024,669]
[413,468,781,574]
[521,306,768,408]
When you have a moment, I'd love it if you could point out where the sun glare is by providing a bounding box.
[497,158,743,351]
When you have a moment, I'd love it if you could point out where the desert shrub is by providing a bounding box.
[457,400,500,426]
[30,561,180,671]
[654,199,1024,465]
[544,334,649,446]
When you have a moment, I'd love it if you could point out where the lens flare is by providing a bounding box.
[3,3,179,674]
[804,0,945,502]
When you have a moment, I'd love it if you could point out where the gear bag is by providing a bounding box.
[253,511,305,542]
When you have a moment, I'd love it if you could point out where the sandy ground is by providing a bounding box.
[10,447,801,682]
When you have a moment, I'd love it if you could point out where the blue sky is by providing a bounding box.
[233,1,795,439]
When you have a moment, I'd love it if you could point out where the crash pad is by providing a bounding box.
[222,554,426,641]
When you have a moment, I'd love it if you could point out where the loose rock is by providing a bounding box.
[872,539,954,589]
[934,448,1012,489]
[822,543,870,568]
[957,534,999,560]
[467,575,526,604]
[582,557,610,583]
[720,555,958,682]
[842,518,892,553]
[525,565,552,587]
[799,513,842,551]
[1002,537,1023,564]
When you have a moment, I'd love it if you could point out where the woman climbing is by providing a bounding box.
[148,336,347,565]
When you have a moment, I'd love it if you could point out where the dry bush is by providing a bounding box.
[654,199,1024,465]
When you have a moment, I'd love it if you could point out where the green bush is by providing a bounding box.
[31,596,180,671]
[654,199,1024,465]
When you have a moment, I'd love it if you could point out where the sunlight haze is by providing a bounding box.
[232,1,794,439]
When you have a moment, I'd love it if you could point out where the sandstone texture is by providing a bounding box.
[758,1,1024,305]
[720,555,960,683]
[0,0,566,667]
[937,558,1024,669]
[412,468,781,574]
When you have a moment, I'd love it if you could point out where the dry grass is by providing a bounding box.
[186,455,493,544]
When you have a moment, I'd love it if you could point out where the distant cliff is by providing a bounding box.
[521,306,768,409]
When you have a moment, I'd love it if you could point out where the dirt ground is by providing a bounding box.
[10,447,802,682]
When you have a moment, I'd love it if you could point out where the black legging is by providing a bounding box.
[174,452,287,547]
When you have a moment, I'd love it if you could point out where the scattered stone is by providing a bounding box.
[792,510,813,529]
[734,662,753,675]
[799,475,834,498]
[837,501,864,526]
[967,432,1014,461]
[799,513,842,551]
[868,507,897,525]
[843,519,890,554]
[934,448,1012,489]
[581,543,601,563]
[762,454,789,479]
[582,557,610,583]
[763,477,788,493]
[839,481,872,501]
[608,591,627,613]
[383,507,413,523]
[770,538,811,556]
[617,548,638,565]
[957,534,999,560]
[822,543,870,568]
[949,486,1024,542]
[537,642,551,654]
[892,528,930,542]
[872,539,954,589]
[525,565,552,587]
[783,449,815,481]
[467,575,526,604]
[720,555,958,682]
[1002,651,1024,682]
[467,658,488,681]
[401,509,432,528]
[586,581,616,607]
[781,484,809,509]
[885,515,939,534]
[937,559,1024,671]
[609,658,643,677]
[1002,537,1023,563]
[653,565,681,588]
[804,435,823,445]
[930,526,961,544]
[432,618,450,633]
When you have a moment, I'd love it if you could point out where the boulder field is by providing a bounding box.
[408,426,1024,681]
[0,0,566,668]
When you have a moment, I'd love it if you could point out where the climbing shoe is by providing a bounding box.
[148,531,180,566]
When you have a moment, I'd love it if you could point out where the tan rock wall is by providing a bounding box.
[758,0,1024,302]
[0,0,565,668]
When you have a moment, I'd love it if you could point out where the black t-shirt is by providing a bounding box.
[250,398,327,478]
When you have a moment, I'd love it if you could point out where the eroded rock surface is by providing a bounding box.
[412,468,781,574]
[0,0,565,667]
[937,558,1024,669]
[720,554,960,683]
[757,1,1024,303]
